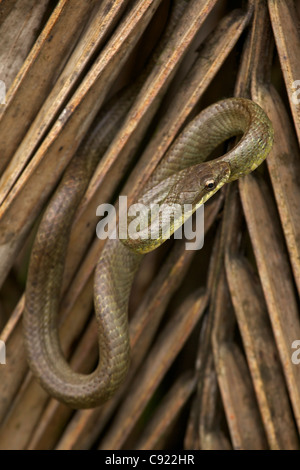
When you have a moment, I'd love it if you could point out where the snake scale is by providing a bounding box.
[23,97,273,408]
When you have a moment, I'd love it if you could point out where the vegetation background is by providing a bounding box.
[0,0,300,450]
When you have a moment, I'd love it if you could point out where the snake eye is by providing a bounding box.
[205,179,215,190]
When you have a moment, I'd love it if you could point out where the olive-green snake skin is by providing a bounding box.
[23,98,273,408]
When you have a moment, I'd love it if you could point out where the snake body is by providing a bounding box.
[23,98,273,408]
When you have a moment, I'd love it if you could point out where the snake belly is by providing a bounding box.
[23,98,273,408]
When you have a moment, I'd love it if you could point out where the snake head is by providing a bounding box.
[166,160,231,208]
[121,161,231,254]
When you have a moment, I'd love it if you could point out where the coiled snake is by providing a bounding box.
[23,98,273,408]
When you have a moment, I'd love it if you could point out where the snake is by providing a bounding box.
[23,97,273,408]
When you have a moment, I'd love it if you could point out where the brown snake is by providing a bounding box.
[23,97,273,408]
